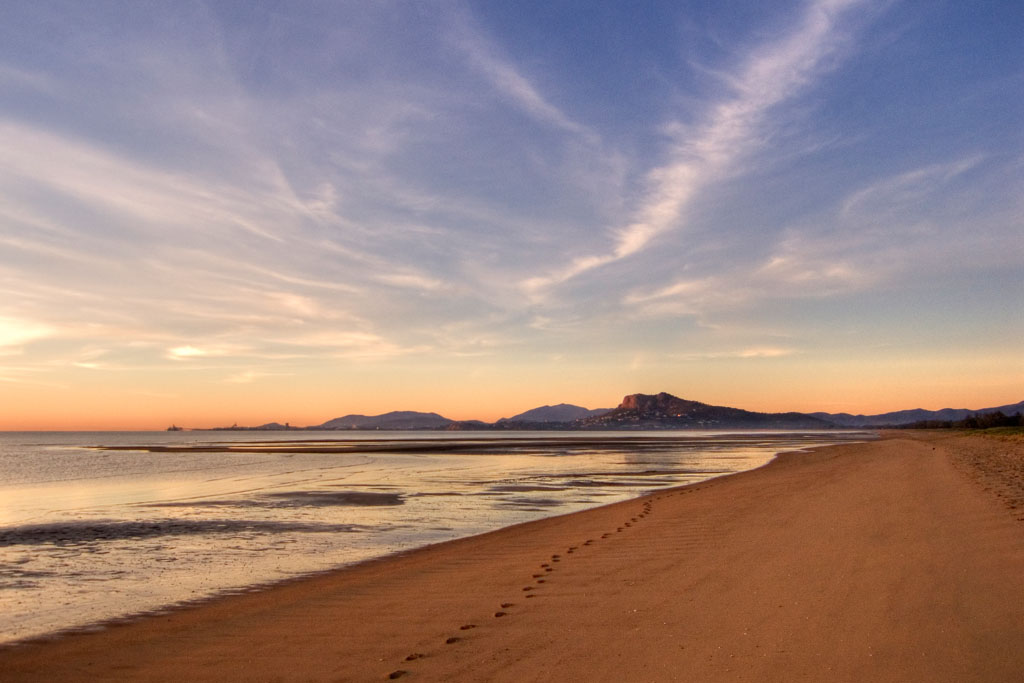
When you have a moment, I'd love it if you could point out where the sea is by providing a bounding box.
[0,429,870,645]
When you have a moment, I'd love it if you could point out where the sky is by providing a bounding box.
[1,0,1021,429]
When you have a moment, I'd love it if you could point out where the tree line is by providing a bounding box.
[899,410,1024,430]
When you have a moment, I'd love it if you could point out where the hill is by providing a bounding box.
[315,411,455,430]
[581,392,835,430]
[500,403,611,423]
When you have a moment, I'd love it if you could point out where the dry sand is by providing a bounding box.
[2,431,1022,682]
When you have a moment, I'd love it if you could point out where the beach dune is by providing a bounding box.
[2,432,1022,681]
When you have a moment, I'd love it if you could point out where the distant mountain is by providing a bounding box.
[207,421,295,431]
[500,403,611,423]
[810,400,1024,427]
[315,411,455,430]
[225,394,1023,432]
[581,392,835,430]
[256,422,293,430]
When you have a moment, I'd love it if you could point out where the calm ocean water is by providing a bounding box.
[0,430,868,644]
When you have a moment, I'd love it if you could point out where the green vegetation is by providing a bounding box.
[901,411,1024,430]
[974,426,1024,443]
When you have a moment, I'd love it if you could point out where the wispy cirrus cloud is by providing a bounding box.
[622,152,1016,324]
[224,370,293,384]
[0,316,55,349]
[523,0,876,295]
[167,346,207,360]
[673,347,798,361]
[445,6,591,138]
[0,63,56,94]
[0,120,293,244]
[758,154,1014,290]
[839,155,985,219]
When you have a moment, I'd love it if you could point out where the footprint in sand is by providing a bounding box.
[459,624,476,630]
[404,653,424,661]
[501,602,514,608]
[388,670,408,679]
[446,637,461,644]
[495,611,507,617]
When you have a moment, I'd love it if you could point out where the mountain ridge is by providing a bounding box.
[809,400,1024,427]
[198,394,1023,431]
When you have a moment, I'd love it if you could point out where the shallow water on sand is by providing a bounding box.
[0,430,868,644]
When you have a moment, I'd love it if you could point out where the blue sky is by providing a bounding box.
[1,0,1021,427]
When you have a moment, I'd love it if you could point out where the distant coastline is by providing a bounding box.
[182,391,1024,433]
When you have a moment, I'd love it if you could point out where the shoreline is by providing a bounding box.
[0,444,767,649]
[0,430,858,645]
[2,432,1022,681]
[2,432,852,648]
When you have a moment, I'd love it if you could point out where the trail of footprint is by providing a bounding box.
[388,500,659,678]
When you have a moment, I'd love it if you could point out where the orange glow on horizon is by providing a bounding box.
[3,374,1021,431]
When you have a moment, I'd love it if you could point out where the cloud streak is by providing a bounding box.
[0,316,54,349]
[446,6,591,138]
[621,152,1015,326]
[523,0,874,294]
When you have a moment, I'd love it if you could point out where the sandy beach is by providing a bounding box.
[2,431,1022,682]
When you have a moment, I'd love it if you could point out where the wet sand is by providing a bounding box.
[2,432,1022,682]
